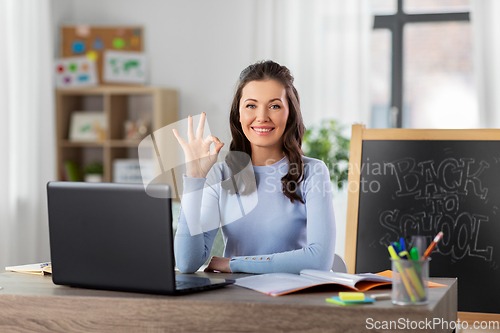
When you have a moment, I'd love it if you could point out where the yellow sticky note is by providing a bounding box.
[339,292,365,301]
[87,51,98,61]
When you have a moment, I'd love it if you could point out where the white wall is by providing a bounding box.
[50,0,348,261]
[50,0,74,56]
[55,0,258,145]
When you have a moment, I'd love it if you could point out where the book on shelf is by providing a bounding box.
[5,262,52,276]
[113,159,154,183]
[63,160,82,181]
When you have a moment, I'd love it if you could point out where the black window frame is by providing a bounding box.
[373,0,470,128]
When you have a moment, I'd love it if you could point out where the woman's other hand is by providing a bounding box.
[204,256,232,273]
[172,112,224,178]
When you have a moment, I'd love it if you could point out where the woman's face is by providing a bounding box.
[239,79,289,152]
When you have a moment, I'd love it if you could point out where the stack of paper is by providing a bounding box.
[5,262,52,276]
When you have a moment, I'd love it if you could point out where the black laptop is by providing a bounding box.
[47,181,234,295]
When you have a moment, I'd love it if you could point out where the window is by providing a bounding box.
[370,0,477,128]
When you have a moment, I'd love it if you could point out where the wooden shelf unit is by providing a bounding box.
[55,85,178,186]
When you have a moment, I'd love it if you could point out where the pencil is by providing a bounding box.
[422,232,444,260]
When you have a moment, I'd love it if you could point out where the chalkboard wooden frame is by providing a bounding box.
[344,124,500,321]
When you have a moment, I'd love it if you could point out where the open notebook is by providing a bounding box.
[235,269,445,296]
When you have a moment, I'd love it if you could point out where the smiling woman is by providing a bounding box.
[173,60,336,274]
[239,79,289,164]
[226,61,306,204]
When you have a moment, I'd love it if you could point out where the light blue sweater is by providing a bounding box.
[174,156,336,274]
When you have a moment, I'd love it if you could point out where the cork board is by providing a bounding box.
[60,25,144,84]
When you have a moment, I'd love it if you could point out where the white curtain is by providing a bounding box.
[471,0,500,129]
[252,0,373,128]
[0,0,54,269]
[252,0,372,259]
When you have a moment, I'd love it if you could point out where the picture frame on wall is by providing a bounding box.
[104,51,148,84]
[69,111,107,142]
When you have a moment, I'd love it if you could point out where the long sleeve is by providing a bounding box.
[228,160,336,274]
[174,169,221,273]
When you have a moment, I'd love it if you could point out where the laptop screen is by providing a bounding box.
[47,182,177,294]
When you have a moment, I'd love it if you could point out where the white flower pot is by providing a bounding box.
[84,174,103,183]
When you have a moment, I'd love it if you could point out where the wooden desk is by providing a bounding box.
[0,272,456,332]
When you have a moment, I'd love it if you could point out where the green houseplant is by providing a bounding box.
[84,161,104,183]
[302,120,350,190]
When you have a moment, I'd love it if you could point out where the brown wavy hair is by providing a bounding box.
[222,60,306,203]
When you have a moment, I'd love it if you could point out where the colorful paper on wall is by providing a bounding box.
[75,25,91,37]
[54,56,97,88]
[72,40,86,54]
[103,50,147,84]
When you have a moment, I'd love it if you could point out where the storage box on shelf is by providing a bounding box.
[55,85,178,192]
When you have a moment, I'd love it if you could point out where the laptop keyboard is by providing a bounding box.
[175,280,193,288]
[175,279,209,289]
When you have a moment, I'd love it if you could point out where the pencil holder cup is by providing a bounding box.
[391,258,430,305]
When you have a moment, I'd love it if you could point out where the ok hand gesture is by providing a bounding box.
[172,112,225,178]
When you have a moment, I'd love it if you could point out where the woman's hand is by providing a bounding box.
[172,112,224,178]
[204,256,232,273]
